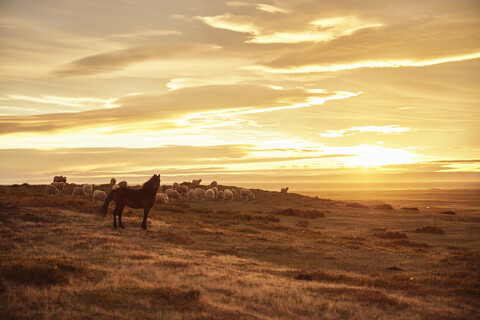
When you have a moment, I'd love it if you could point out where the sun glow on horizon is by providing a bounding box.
[337,145,419,168]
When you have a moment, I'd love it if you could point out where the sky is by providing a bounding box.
[0,0,479,185]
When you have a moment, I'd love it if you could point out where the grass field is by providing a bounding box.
[0,183,479,319]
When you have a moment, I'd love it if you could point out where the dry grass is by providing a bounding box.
[0,184,479,319]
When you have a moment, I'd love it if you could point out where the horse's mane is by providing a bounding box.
[142,175,159,190]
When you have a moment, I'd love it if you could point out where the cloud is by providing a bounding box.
[320,125,412,137]
[0,84,359,135]
[53,43,219,77]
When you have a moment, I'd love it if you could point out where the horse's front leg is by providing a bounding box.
[117,205,125,229]
[141,206,151,229]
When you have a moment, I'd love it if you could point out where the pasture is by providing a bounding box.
[0,183,479,319]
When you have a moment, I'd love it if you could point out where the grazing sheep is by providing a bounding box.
[217,190,225,201]
[118,181,127,188]
[224,189,234,201]
[231,189,237,199]
[46,184,59,196]
[110,178,116,185]
[209,181,217,188]
[156,193,169,206]
[240,188,252,199]
[187,189,196,201]
[194,188,206,200]
[192,178,202,185]
[212,187,218,197]
[245,192,256,203]
[165,188,181,201]
[281,187,289,193]
[82,184,93,195]
[173,182,179,190]
[51,181,65,191]
[93,190,107,203]
[177,184,189,195]
[112,184,120,190]
[72,186,87,197]
[205,188,215,200]
[53,175,67,183]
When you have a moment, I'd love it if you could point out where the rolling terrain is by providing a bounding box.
[0,183,479,319]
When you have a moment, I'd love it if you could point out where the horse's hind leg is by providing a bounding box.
[113,206,118,228]
[117,205,125,229]
[141,207,151,229]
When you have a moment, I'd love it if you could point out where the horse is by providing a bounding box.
[100,174,161,229]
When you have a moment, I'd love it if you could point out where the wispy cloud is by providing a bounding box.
[320,125,412,137]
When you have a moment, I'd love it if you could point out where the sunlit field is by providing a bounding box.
[1,183,478,319]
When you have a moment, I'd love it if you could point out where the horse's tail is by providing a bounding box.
[99,190,114,218]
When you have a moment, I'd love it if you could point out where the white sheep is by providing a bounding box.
[46,184,59,196]
[212,187,218,197]
[92,190,107,203]
[112,184,120,190]
[281,187,289,193]
[165,188,181,201]
[192,178,202,185]
[177,184,189,195]
[194,188,206,200]
[72,186,87,197]
[223,189,234,201]
[156,193,169,206]
[216,190,225,201]
[240,188,252,199]
[209,181,217,188]
[187,189,196,201]
[231,189,237,199]
[51,181,65,191]
[118,181,127,188]
[245,192,256,203]
[205,188,215,200]
[110,178,116,185]
[82,184,93,195]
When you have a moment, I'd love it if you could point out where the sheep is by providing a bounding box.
[223,189,234,201]
[165,188,181,201]
[118,181,127,188]
[245,192,256,203]
[212,187,218,197]
[53,175,67,183]
[209,181,217,188]
[186,189,196,201]
[205,188,215,201]
[51,181,65,191]
[72,186,87,197]
[82,184,93,195]
[112,184,120,190]
[231,189,237,199]
[156,193,169,206]
[281,187,289,193]
[46,184,59,196]
[240,188,252,200]
[216,190,225,201]
[177,184,189,195]
[110,178,116,185]
[92,190,107,203]
[173,182,179,190]
[194,188,206,200]
[192,178,202,185]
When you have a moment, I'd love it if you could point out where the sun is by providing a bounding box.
[341,145,417,167]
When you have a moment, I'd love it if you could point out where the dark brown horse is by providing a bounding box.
[100,174,160,229]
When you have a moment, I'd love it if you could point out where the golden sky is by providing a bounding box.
[1,0,479,184]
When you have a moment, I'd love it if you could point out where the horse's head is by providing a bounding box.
[152,174,161,190]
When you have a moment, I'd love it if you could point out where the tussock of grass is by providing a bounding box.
[346,202,369,208]
[439,210,456,215]
[402,207,420,211]
[0,258,82,287]
[375,231,408,239]
[271,208,326,219]
[414,226,445,234]
[372,204,394,210]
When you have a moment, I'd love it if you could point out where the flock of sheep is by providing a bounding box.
[156,179,256,206]
[45,176,273,207]
[45,175,109,203]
